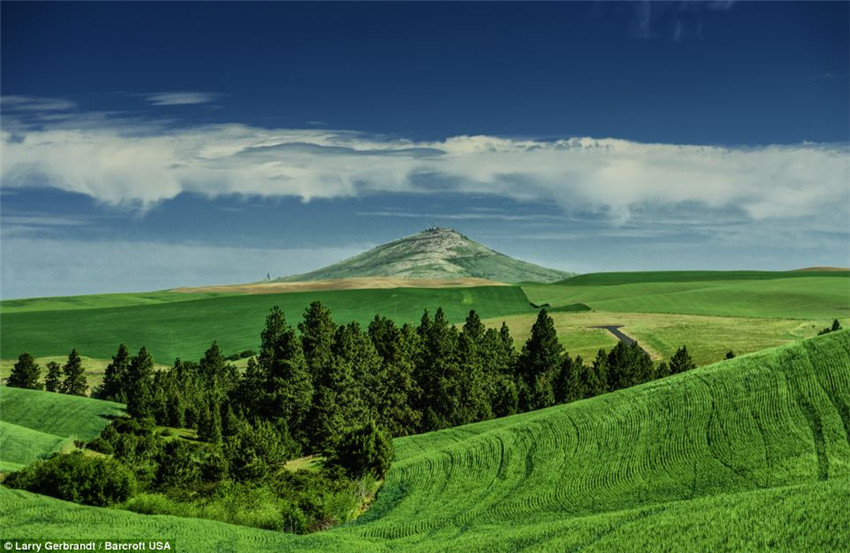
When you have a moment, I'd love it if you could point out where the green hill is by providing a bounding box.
[278,227,572,283]
[556,270,850,286]
[0,286,533,361]
[0,387,124,470]
[2,331,848,552]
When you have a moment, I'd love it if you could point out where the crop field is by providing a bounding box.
[556,269,850,286]
[0,387,124,469]
[2,331,849,552]
[524,275,850,319]
[0,286,534,362]
[486,311,843,365]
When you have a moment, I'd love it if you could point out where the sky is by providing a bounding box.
[1,1,848,299]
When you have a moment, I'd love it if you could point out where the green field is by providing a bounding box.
[0,387,124,470]
[525,275,850,319]
[0,286,534,362]
[487,311,843,365]
[2,331,849,552]
[557,270,850,286]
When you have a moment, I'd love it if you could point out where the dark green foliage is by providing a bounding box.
[99,343,130,401]
[368,317,421,436]
[258,306,313,443]
[818,319,843,335]
[224,418,295,482]
[725,350,736,360]
[554,354,582,404]
[5,451,136,506]
[669,345,697,374]
[7,353,43,390]
[656,361,671,379]
[126,347,155,417]
[326,420,394,479]
[43,361,62,392]
[61,349,88,396]
[416,308,463,430]
[516,309,561,410]
[605,341,654,391]
[583,350,609,398]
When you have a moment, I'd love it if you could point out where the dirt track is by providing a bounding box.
[592,325,654,358]
[172,277,508,295]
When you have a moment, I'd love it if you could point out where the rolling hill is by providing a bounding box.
[276,226,573,283]
[2,330,848,552]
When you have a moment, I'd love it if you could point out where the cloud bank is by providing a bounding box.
[1,102,848,227]
[145,91,221,106]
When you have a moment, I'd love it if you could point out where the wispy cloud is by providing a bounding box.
[356,211,565,223]
[1,103,848,233]
[145,91,221,106]
[1,95,76,112]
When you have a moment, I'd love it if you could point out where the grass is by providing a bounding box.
[485,311,844,365]
[1,331,848,551]
[0,387,124,470]
[558,270,850,286]
[1,286,534,362]
[524,276,850,319]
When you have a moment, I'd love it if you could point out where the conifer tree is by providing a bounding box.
[516,309,561,411]
[100,343,130,401]
[44,361,62,392]
[457,310,492,423]
[61,349,88,396]
[126,347,155,417]
[554,354,582,404]
[669,345,696,374]
[581,349,609,398]
[258,306,313,443]
[7,353,43,390]
[416,307,461,430]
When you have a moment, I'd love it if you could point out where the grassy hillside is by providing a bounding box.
[279,227,572,283]
[1,286,533,362]
[486,311,842,365]
[0,387,124,470]
[524,276,850,319]
[2,331,848,552]
[558,270,850,286]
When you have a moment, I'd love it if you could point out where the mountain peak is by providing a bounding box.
[277,228,572,283]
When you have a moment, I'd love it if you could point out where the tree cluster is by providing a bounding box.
[7,349,88,396]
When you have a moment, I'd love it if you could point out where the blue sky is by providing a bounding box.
[1,1,848,298]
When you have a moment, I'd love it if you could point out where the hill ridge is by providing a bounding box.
[277,227,572,283]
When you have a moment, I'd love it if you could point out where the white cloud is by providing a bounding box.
[145,92,220,106]
[1,95,76,111]
[1,109,848,228]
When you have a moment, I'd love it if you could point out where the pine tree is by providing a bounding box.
[832,319,842,332]
[100,343,130,401]
[61,349,88,396]
[554,354,582,404]
[416,308,461,431]
[725,350,736,360]
[126,347,155,417]
[298,300,337,381]
[258,306,313,443]
[669,345,696,374]
[7,353,43,390]
[581,349,609,398]
[516,309,561,411]
[44,361,62,392]
[456,310,493,424]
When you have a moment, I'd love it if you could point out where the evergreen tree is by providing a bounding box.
[258,306,313,443]
[669,345,696,374]
[456,310,493,424]
[656,361,671,379]
[126,347,155,417]
[725,350,736,360]
[326,420,394,479]
[832,319,842,332]
[44,361,62,392]
[606,341,653,390]
[298,301,337,381]
[581,349,609,398]
[100,343,130,401]
[516,309,561,411]
[236,357,264,416]
[61,349,88,396]
[368,317,421,436]
[416,307,461,430]
[554,354,582,404]
[7,353,43,390]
